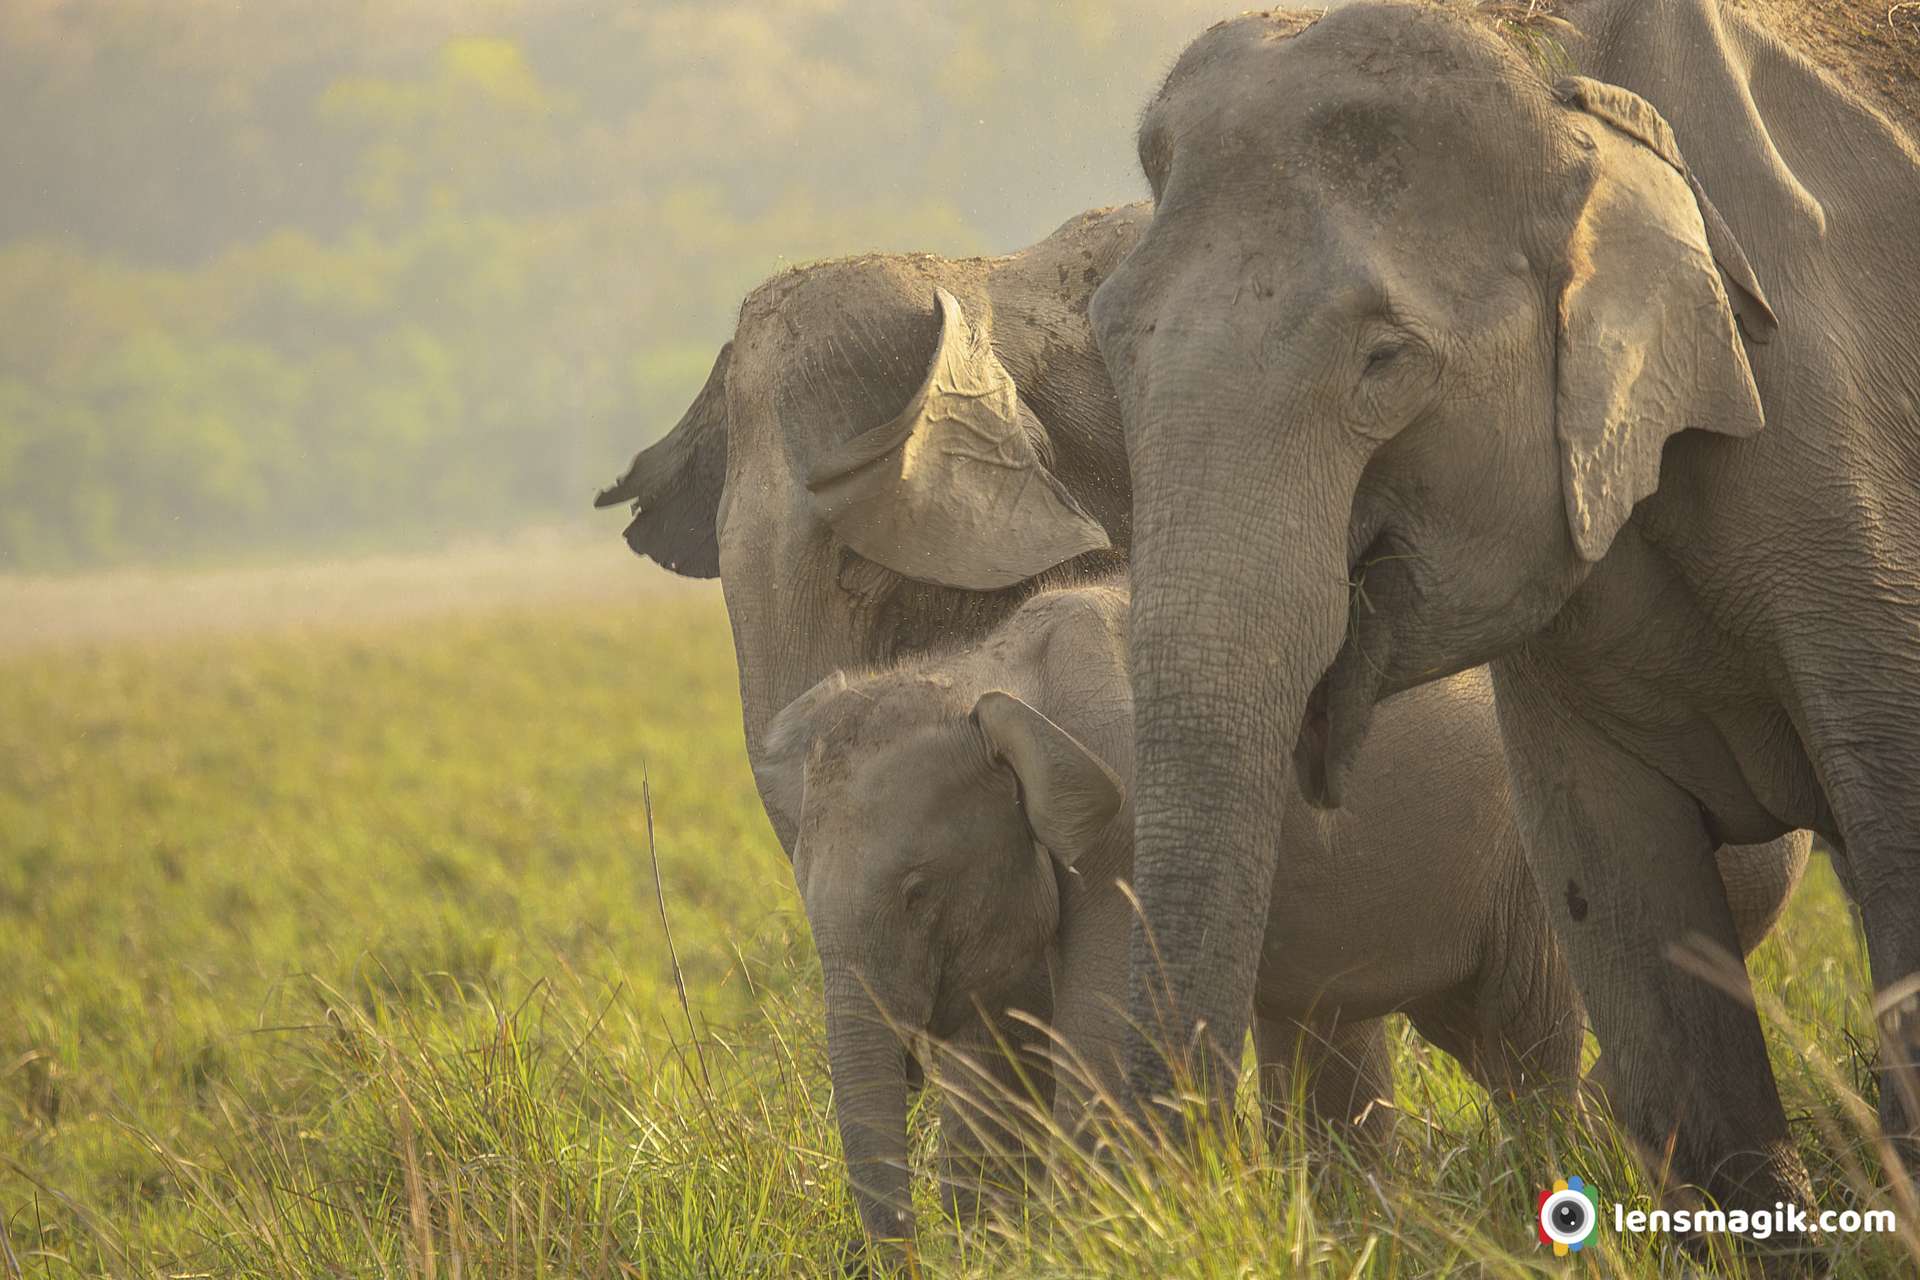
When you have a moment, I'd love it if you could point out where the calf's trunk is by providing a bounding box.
[823,971,916,1247]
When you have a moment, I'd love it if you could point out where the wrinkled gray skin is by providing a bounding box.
[1089,0,1920,1223]
[760,575,1809,1248]
[596,207,1144,1229]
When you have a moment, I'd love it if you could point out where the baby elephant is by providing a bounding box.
[756,574,1810,1248]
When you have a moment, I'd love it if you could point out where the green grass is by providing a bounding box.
[2,589,1915,1276]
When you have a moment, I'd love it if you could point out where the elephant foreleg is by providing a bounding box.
[1489,657,1815,1220]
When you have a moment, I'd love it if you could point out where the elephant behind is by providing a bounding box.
[597,203,1148,849]
[597,205,1150,1223]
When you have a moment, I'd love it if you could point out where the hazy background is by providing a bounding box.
[0,0,1236,572]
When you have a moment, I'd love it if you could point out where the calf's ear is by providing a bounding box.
[807,289,1110,591]
[971,690,1122,867]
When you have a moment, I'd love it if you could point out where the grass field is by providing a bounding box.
[3,551,1916,1277]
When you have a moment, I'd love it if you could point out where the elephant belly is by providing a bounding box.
[1254,671,1514,1021]
[1252,902,1482,1022]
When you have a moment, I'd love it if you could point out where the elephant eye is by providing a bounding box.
[1349,328,1436,437]
[1363,341,1407,375]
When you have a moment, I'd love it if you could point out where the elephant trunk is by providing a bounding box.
[1121,384,1360,1118]
[822,966,918,1248]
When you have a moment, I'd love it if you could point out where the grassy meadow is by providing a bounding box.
[2,548,1916,1277]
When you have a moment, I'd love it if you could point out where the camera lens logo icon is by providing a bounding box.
[1537,1176,1597,1255]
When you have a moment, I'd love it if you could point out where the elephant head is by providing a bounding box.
[596,282,1113,593]
[1088,4,1774,1098]
[757,669,1123,1245]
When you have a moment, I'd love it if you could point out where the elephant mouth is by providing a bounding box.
[1295,680,1337,806]
[1292,534,1401,809]
[1295,663,1384,810]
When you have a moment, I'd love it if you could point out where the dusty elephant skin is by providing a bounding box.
[758,575,1809,1249]
[1090,0,1920,1230]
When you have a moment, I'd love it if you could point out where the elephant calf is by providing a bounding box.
[757,573,1810,1246]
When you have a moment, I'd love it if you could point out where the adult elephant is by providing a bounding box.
[1090,0,1919,1223]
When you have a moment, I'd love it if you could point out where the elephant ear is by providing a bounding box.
[1553,78,1776,344]
[971,690,1122,867]
[806,289,1111,591]
[754,672,852,837]
[1550,79,1771,564]
[594,343,730,578]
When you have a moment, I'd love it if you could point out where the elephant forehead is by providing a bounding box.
[1153,5,1558,184]
[804,710,999,826]
[796,743,1020,892]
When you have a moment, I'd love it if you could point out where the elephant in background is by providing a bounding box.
[760,572,1809,1248]
[1090,0,1920,1225]
[596,203,1148,830]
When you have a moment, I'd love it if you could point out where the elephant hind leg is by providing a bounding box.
[1253,1013,1396,1158]
[1406,887,1585,1113]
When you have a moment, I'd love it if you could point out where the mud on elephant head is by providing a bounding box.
[597,206,1147,846]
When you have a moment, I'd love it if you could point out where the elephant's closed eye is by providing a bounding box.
[1363,342,1408,375]
[1347,333,1437,442]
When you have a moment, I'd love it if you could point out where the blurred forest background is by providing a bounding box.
[0,0,1228,571]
